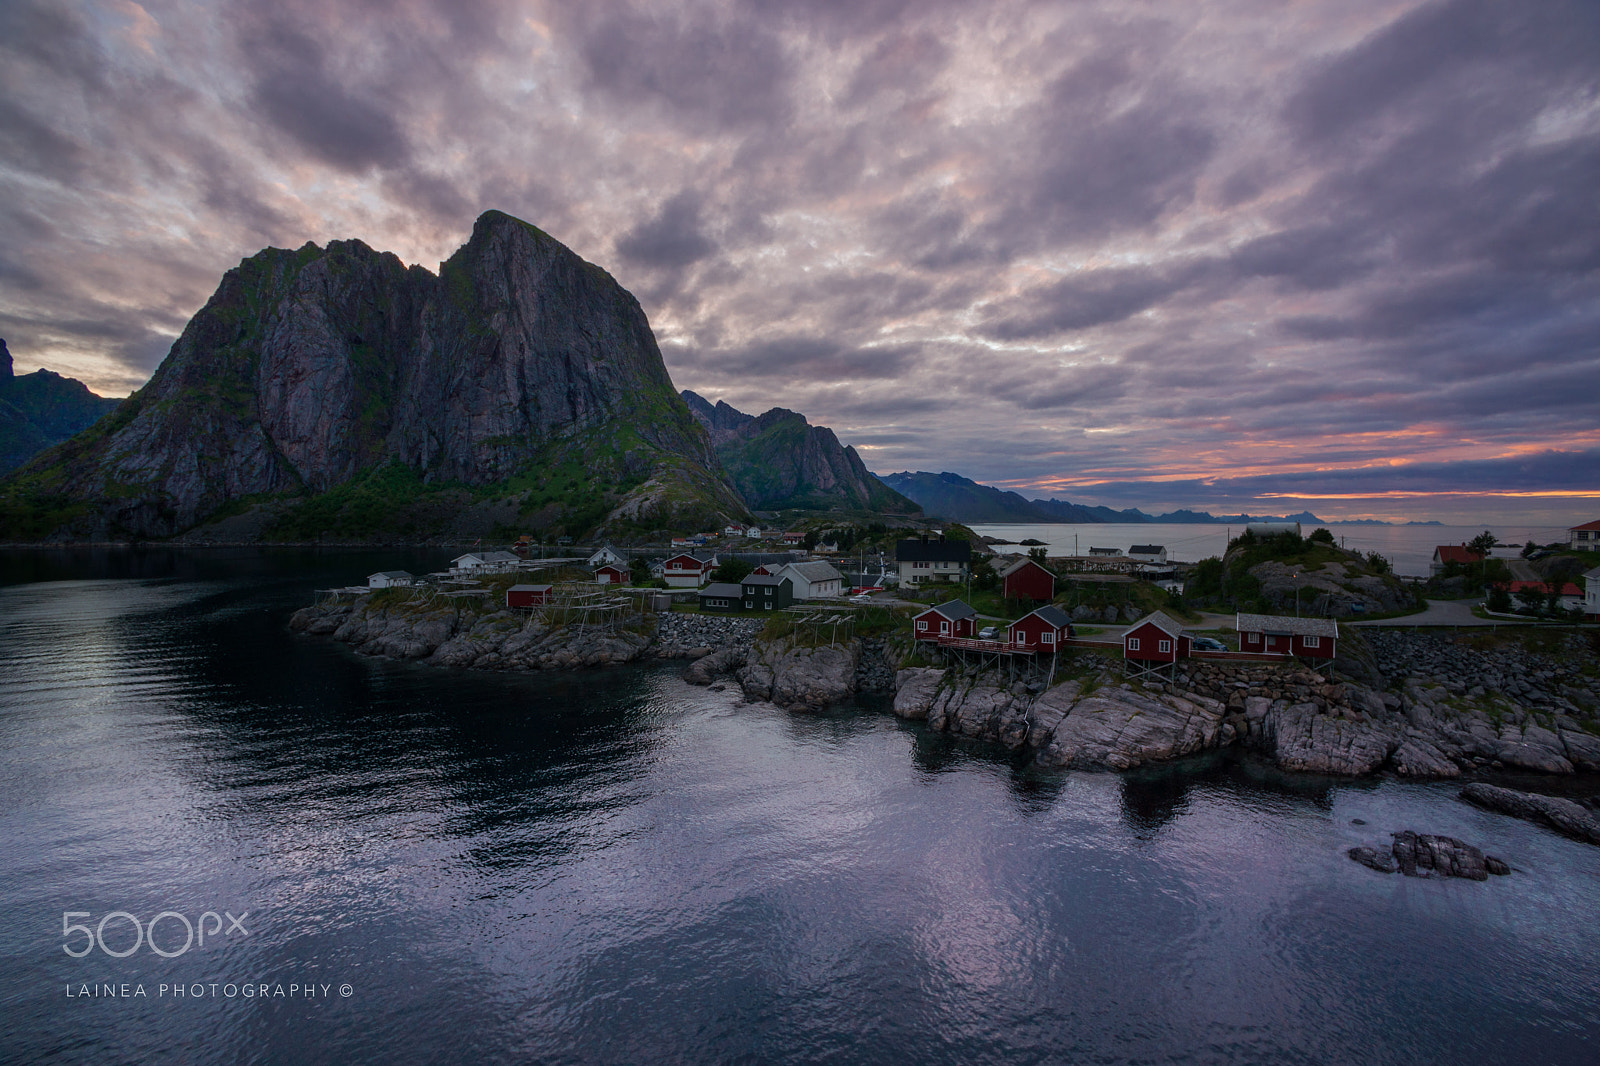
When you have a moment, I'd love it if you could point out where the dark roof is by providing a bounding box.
[700,583,744,598]
[1235,612,1337,638]
[508,583,553,592]
[370,571,413,579]
[998,557,1050,577]
[917,599,977,622]
[1129,545,1164,554]
[1018,604,1072,629]
[896,538,972,563]
[742,574,790,587]
[1127,611,1189,639]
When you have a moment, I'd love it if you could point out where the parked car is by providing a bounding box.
[978,626,999,639]
[1192,636,1226,651]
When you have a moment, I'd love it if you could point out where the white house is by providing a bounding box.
[745,526,763,539]
[778,560,844,599]
[895,536,971,586]
[724,524,747,537]
[1570,520,1600,549]
[451,551,520,573]
[588,545,626,567]
[368,571,413,589]
[1586,565,1600,620]
[1128,545,1167,564]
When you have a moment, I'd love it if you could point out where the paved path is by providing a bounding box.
[1345,598,1498,627]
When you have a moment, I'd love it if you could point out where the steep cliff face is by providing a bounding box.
[682,391,919,514]
[1,212,746,540]
[0,339,121,473]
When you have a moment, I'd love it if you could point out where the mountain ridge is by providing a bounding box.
[1,211,748,542]
[0,339,121,473]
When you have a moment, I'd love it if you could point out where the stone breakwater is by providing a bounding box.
[290,598,763,672]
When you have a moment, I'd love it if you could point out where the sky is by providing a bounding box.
[1,0,1597,525]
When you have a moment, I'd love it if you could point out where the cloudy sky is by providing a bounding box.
[2,0,1597,523]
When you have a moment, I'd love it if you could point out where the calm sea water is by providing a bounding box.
[970,523,1572,576]
[2,549,1598,1065]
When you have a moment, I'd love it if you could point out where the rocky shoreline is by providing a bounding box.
[293,594,1600,789]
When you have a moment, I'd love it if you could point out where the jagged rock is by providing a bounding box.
[738,640,858,709]
[1390,735,1460,778]
[686,646,748,685]
[1349,832,1506,880]
[1459,783,1600,845]
[1035,687,1226,771]
[1258,701,1398,774]
[892,668,946,720]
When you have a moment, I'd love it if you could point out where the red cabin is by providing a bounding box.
[999,558,1056,603]
[913,600,978,641]
[1007,605,1073,651]
[507,584,553,608]
[1123,612,1192,672]
[594,564,628,585]
[1234,613,1337,661]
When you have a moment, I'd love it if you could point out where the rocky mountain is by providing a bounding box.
[0,339,121,473]
[1,211,748,542]
[682,391,920,514]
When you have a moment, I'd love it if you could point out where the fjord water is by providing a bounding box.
[2,551,1597,1065]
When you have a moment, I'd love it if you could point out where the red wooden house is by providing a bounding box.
[1007,605,1073,651]
[594,564,628,585]
[912,600,978,641]
[1234,613,1337,661]
[1122,612,1192,675]
[999,558,1055,603]
[663,552,715,588]
[507,584,553,608]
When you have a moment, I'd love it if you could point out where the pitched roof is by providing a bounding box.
[1586,565,1600,579]
[1127,611,1190,639]
[896,538,972,563]
[1235,612,1338,638]
[1433,544,1482,564]
[998,557,1049,577]
[917,599,977,622]
[508,583,552,592]
[1018,604,1073,629]
[369,571,413,579]
[1129,545,1164,554]
[782,560,843,582]
[1569,520,1600,532]
[700,583,745,598]
[1506,580,1582,596]
[742,574,789,587]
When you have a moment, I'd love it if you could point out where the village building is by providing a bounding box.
[593,564,628,585]
[1430,543,1484,575]
[1128,545,1167,564]
[1122,612,1193,676]
[1570,520,1600,549]
[506,584,553,609]
[452,550,520,573]
[698,582,745,613]
[896,535,972,586]
[1235,612,1338,662]
[745,525,763,538]
[912,600,978,641]
[587,545,626,567]
[741,574,794,611]
[724,523,748,537]
[778,560,844,599]
[999,558,1055,603]
[1007,605,1074,651]
[662,551,717,588]
[367,571,413,589]
[1586,566,1600,620]
[1088,546,1123,557]
[781,531,806,545]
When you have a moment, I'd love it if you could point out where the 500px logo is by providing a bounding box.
[63,910,250,958]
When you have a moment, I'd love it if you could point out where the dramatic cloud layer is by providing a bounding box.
[2,0,1597,522]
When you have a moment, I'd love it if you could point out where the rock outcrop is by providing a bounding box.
[1459,783,1600,845]
[1348,832,1509,879]
[3,211,747,541]
[682,391,919,514]
[737,640,859,710]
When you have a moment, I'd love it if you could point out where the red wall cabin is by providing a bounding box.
[594,565,628,584]
[1122,613,1192,664]
[507,584,553,608]
[1000,558,1056,603]
[913,601,978,641]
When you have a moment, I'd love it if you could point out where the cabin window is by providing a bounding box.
[1159,640,1171,653]
[1042,632,1054,644]
[940,621,950,634]
[1304,636,1319,648]
[918,621,927,631]
[1127,637,1140,651]
[1246,633,1259,644]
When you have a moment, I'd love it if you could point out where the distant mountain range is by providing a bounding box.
[875,470,1331,525]
[0,339,120,473]
[682,392,919,515]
